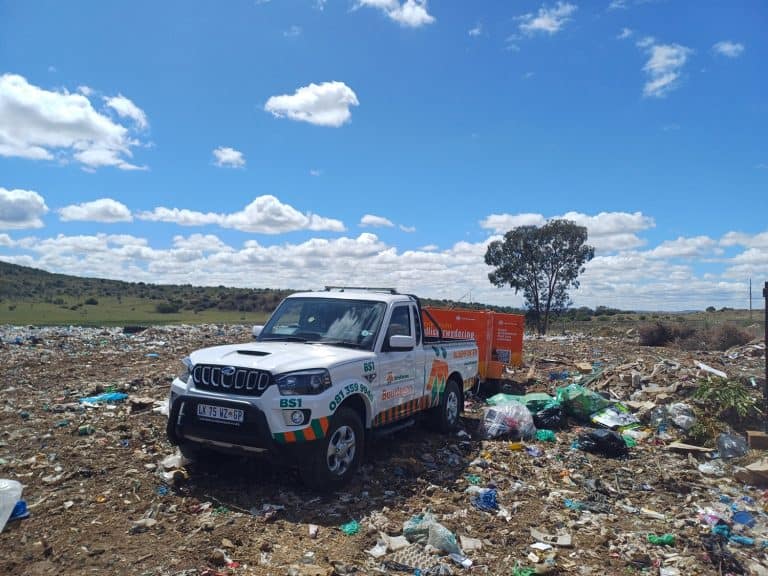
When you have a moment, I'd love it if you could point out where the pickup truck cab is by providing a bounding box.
[166,288,479,490]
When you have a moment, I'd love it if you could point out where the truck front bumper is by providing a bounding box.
[167,395,277,454]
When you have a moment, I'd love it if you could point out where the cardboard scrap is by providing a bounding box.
[576,362,593,374]
[530,527,573,547]
[734,459,768,487]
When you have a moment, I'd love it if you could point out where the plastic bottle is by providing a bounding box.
[0,479,23,533]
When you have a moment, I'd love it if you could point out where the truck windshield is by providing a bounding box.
[258,298,387,351]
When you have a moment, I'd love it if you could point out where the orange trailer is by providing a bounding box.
[422,307,525,383]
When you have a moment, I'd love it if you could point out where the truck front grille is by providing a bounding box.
[192,364,271,396]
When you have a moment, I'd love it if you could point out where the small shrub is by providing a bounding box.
[84,297,99,305]
[706,306,716,313]
[705,323,751,351]
[639,322,673,346]
[155,302,180,314]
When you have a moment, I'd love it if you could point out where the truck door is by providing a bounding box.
[373,304,419,425]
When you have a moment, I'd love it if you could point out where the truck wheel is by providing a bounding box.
[300,407,363,491]
[432,378,461,433]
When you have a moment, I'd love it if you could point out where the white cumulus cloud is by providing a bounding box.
[360,214,394,228]
[468,23,482,37]
[645,236,719,259]
[137,195,345,234]
[0,74,146,170]
[480,211,655,252]
[480,212,546,232]
[212,146,246,168]
[357,0,435,28]
[58,198,132,223]
[104,94,148,130]
[617,27,632,40]
[518,2,576,35]
[712,41,744,58]
[265,81,359,127]
[641,42,692,98]
[0,187,49,229]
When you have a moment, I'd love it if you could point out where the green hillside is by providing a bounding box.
[0,261,293,326]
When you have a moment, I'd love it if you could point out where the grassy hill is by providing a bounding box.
[0,261,293,326]
[0,261,526,327]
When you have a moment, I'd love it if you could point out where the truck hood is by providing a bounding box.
[188,341,373,374]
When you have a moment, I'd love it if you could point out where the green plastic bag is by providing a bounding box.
[556,383,611,420]
[647,533,675,546]
[486,393,523,406]
[521,392,555,413]
[340,520,359,535]
[536,429,557,443]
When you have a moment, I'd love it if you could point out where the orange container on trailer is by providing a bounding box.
[422,308,525,382]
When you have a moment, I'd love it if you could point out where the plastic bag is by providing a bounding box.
[486,393,522,406]
[717,432,748,459]
[533,402,565,430]
[480,401,535,440]
[668,403,696,431]
[402,512,461,555]
[577,429,629,458]
[520,393,554,413]
[0,479,22,533]
[556,384,611,421]
[590,404,639,429]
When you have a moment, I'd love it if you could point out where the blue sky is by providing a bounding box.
[0,0,766,311]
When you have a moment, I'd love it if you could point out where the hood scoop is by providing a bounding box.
[236,350,271,357]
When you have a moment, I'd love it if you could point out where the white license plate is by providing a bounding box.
[196,403,244,423]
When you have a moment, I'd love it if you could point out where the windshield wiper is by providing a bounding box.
[260,335,309,343]
[316,339,366,349]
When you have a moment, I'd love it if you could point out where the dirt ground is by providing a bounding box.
[1,324,767,576]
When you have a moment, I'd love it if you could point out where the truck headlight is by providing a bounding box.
[178,357,193,383]
[275,369,331,396]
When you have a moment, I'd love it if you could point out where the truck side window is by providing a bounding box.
[387,305,411,338]
[413,305,421,345]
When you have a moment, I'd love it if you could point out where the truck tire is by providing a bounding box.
[300,407,363,491]
[432,378,461,433]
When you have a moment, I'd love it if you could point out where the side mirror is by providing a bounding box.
[389,334,415,350]
[252,325,264,339]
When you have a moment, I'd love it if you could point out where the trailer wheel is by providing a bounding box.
[300,407,363,491]
[432,378,461,433]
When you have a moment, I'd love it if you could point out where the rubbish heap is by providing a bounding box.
[0,325,766,575]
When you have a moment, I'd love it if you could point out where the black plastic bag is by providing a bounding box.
[533,404,565,430]
[577,429,629,458]
[701,534,745,575]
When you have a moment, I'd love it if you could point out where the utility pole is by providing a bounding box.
[764,281,767,432]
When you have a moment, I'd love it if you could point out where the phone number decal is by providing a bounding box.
[329,381,373,412]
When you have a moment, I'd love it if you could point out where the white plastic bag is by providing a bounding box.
[480,401,535,440]
[0,479,22,533]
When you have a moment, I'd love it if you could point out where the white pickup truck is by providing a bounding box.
[166,288,479,490]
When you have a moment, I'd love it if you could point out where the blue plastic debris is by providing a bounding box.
[471,488,499,512]
[79,392,128,404]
